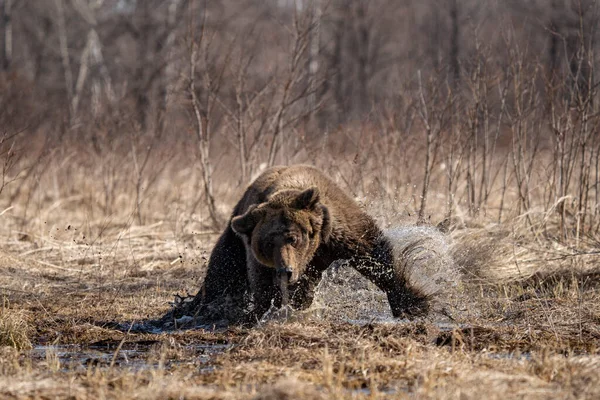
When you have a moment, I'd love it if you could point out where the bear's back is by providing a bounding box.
[249,165,356,211]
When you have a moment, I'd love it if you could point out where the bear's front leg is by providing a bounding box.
[289,263,326,310]
[186,225,249,324]
[246,259,279,322]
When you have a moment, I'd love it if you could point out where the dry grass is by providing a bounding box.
[3,1,600,396]
[0,302,32,350]
[0,150,599,399]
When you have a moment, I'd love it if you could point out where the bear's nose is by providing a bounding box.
[277,266,293,282]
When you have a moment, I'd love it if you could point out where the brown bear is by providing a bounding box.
[186,165,450,325]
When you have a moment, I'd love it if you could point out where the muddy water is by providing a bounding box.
[29,343,229,372]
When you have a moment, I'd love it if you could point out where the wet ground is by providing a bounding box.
[29,342,229,372]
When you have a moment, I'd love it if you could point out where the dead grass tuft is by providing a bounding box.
[254,378,325,400]
[452,220,600,285]
[0,301,32,351]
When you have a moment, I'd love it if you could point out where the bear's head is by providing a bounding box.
[231,187,332,286]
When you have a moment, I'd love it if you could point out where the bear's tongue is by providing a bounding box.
[276,270,290,306]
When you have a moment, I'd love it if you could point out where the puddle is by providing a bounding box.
[486,351,532,361]
[348,387,403,396]
[28,343,229,372]
[342,315,469,332]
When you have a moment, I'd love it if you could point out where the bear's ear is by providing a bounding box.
[231,206,263,236]
[319,204,332,243]
[293,187,320,210]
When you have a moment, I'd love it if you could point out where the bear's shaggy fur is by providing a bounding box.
[189,165,449,325]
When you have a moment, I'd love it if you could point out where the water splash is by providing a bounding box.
[311,225,459,323]
[384,226,458,299]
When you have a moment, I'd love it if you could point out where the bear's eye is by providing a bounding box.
[286,236,299,247]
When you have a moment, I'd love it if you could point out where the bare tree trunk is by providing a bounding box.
[308,0,321,124]
[54,0,74,114]
[267,93,288,167]
[72,32,93,115]
[355,0,369,115]
[89,30,115,109]
[1,0,13,71]
[498,153,509,223]
[449,0,460,85]
[134,2,150,131]
[91,73,101,116]
[71,0,115,119]
[466,120,475,216]
[417,71,432,225]
[548,0,560,85]
[189,40,220,229]
[430,5,440,71]
[418,127,433,225]
[332,12,345,122]
[156,0,181,136]
[235,65,248,184]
